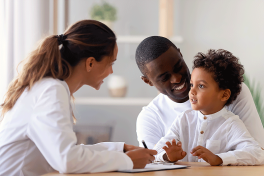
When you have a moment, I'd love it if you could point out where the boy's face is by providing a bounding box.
[189,68,226,115]
[143,46,191,103]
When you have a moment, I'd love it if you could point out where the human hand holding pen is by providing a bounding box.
[123,144,142,152]
[125,141,157,169]
[126,148,157,169]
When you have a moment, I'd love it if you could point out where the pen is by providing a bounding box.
[142,140,148,149]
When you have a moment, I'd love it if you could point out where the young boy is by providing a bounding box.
[153,49,264,166]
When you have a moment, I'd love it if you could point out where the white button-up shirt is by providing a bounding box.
[137,83,264,149]
[0,78,133,176]
[154,108,264,165]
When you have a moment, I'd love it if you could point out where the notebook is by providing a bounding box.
[118,163,188,173]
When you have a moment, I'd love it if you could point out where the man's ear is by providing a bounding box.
[141,76,153,86]
[221,89,231,102]
[85,57,95,72]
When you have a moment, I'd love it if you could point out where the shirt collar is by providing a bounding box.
[165,95,191,109]
[197,107,228,121]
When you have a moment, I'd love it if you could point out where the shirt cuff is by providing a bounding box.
[216,152,237,166]
[97,142,125,152]
[114,142,125,152]
[118,152,134,170]
[155,151,166,162]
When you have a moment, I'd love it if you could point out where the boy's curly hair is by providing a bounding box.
[193,49,244,106]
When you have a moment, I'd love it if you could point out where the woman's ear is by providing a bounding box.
[221,89,231,102]
[141,76,153,86]
[85,57,95,72]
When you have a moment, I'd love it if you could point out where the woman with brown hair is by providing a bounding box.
[0,20,157,175]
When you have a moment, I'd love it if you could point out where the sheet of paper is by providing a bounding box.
[118,163,187,173]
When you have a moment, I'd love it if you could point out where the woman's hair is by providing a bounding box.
[193,49,244,106]
[1,20,116,118]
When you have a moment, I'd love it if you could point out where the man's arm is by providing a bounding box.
[227,83,264,147]
[136,107,163,149]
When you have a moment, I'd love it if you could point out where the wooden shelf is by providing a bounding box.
[74,97,153,106]
[117,35,183,43]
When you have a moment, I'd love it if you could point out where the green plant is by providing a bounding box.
[243,74,264,126]
[90,1,117,22]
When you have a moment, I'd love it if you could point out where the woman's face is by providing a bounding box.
[88,43,118,90]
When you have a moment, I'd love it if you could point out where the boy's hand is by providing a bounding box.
[162,139,186,162]
[191,146,223,166]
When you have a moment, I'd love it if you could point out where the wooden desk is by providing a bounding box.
[43,162,264,176]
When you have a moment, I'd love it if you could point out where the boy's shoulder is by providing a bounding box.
[178,109,197,120]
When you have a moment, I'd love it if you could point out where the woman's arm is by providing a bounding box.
[27,84,133,173]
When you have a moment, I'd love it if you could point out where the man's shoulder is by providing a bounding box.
[142,93,168,110]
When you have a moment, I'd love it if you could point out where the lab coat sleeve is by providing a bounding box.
[227,83,264,147]
[27,83,133,174]
[153,117,181,161]
[216,116,264,165]
[136,107,163,149]
[83,142,125,152]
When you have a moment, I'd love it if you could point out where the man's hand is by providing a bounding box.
[123,144,141,152]
[191,146,223,166]
[126,148,157,169]
[162,139,186,162]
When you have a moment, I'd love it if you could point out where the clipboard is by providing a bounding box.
[118,163,188,173]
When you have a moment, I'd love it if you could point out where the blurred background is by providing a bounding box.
[0,0,263,146]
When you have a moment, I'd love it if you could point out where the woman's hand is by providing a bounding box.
[123,144,142,152]
[126,148,157,169]
[162,139,186,162]
[191,145,223,166]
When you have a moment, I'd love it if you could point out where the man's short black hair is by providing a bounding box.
[193,49,244,106]
[135,36,177,76]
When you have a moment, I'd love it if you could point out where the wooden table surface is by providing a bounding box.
[43,162,264,176]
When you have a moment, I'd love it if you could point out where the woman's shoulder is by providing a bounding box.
[30,78,70,98]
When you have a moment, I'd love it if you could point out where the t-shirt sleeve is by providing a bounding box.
[27,83,133,173]
[227,82,264,147]
[136,107,163,149]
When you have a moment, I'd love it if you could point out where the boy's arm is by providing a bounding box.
[217,116,264,166]
[153,119,181,161]
[228,83,264,147]
[136,108,163,149]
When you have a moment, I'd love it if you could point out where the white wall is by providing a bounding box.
[180,0,264,95]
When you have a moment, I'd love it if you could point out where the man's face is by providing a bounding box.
[144,46,191,103]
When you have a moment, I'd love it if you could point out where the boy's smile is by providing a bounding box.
[189,68,227,115]
[144,47,191,103]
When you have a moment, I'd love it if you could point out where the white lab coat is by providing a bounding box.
[0,78,133,176]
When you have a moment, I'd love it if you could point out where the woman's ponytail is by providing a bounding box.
[1,35,71,117]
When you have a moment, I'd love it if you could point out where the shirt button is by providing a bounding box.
[200,131,204,134]
[204,116,207,120]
